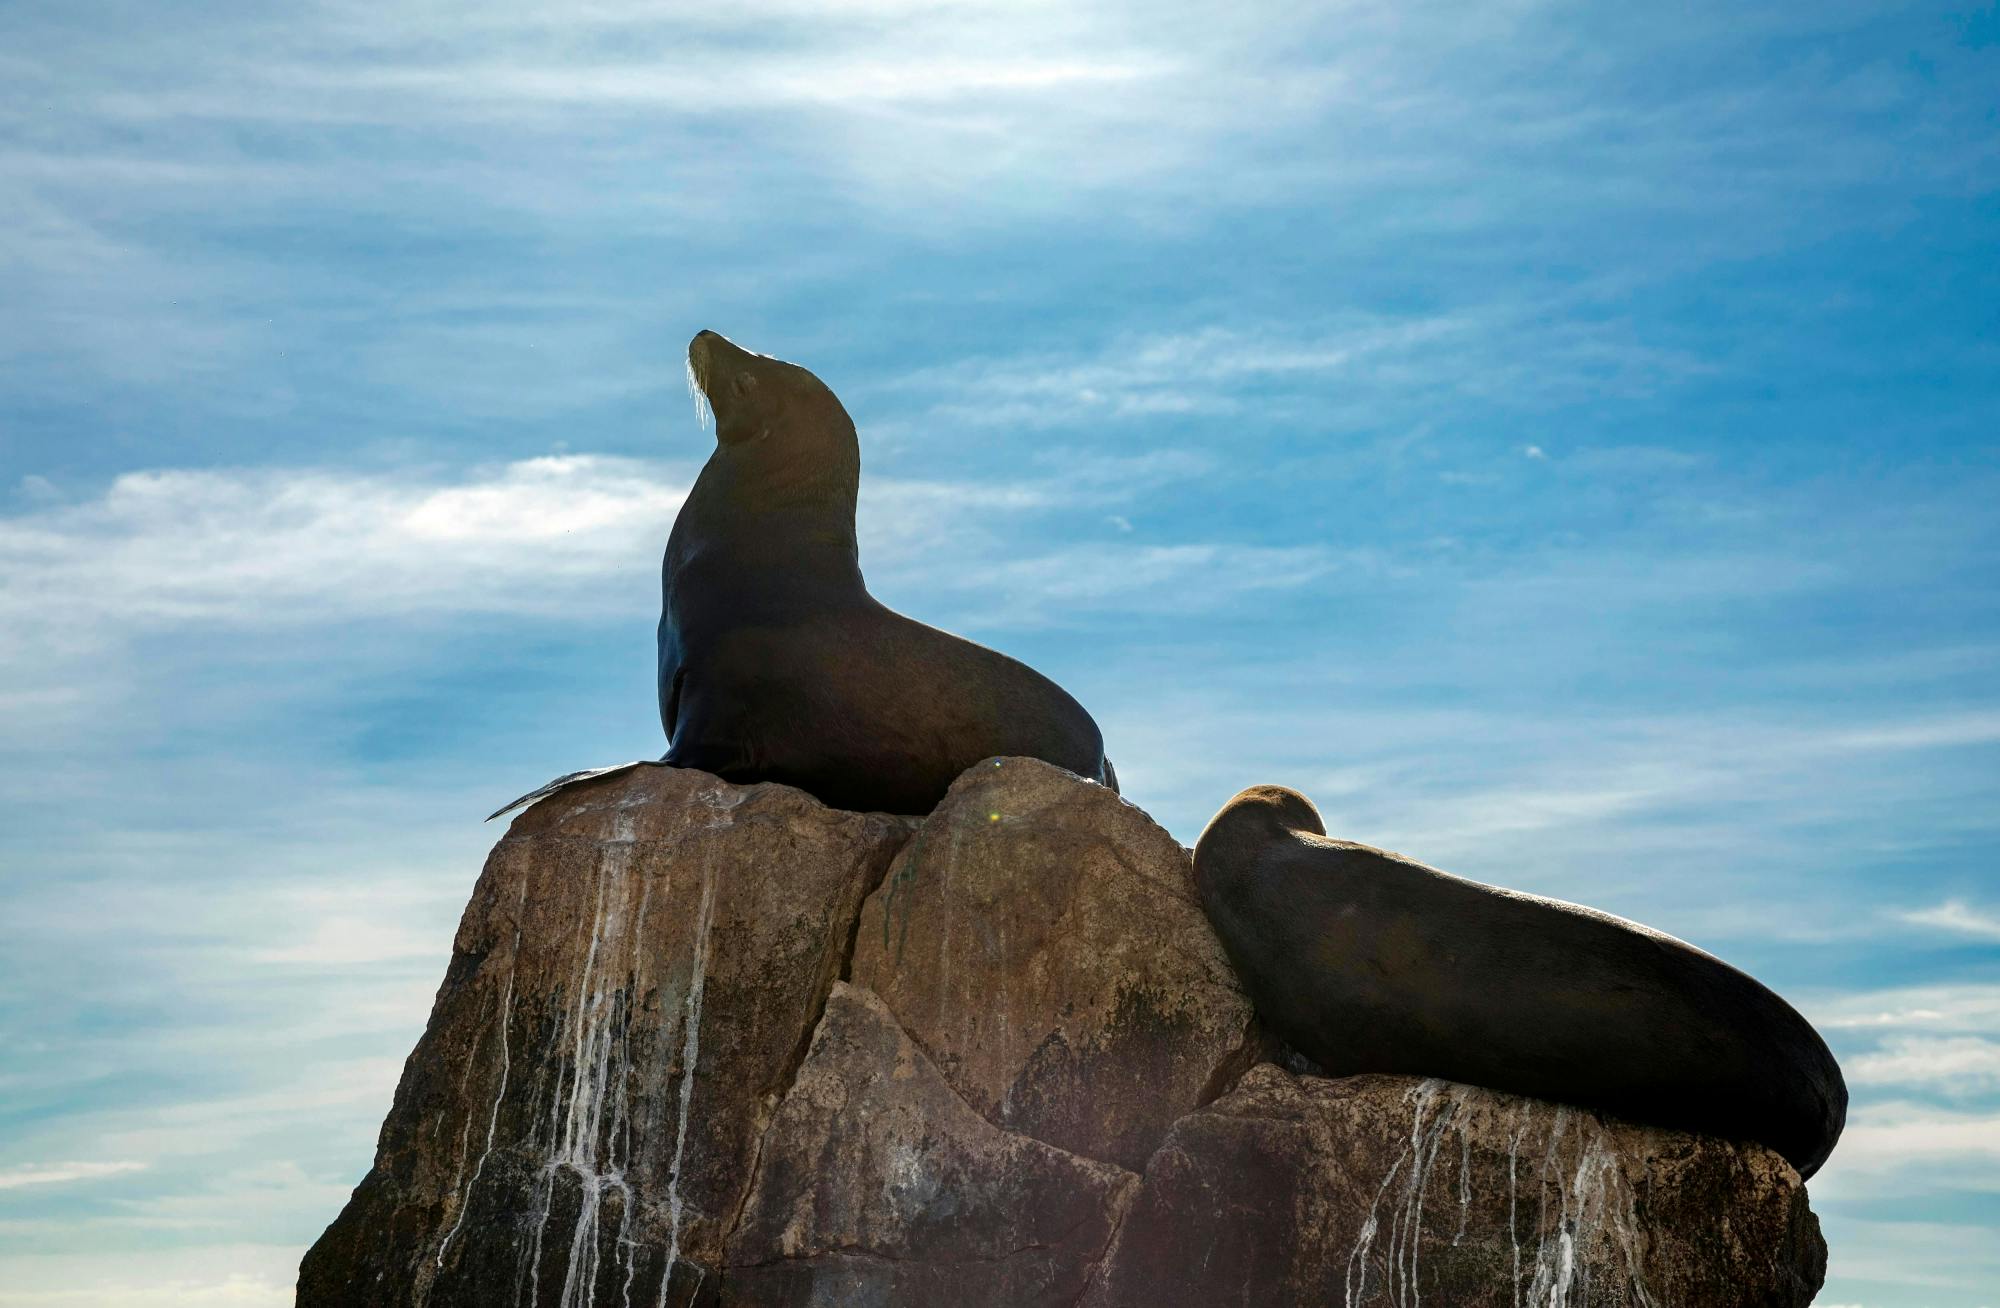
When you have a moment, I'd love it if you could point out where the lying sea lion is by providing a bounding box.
[1193,784,1846,1177]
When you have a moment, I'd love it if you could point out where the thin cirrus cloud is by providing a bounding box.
[878,313,1714,436]
[1810,984,2000,1036]
[1814,1101,2000,1192]
[303,54,1166,111]
[1898,900,2000,942]
[0,448,1302,653]
[1847,1038,2000,1096]
[0,1161,147,1191]
[25,4,1198,200]
[1800,983,2000,1220]
[0,1270,293,1308]
[0,457,689,642]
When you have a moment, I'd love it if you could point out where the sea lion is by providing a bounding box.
[642,329,1115,815]
[487,331,1117,823]
[1193,785,1846,1178]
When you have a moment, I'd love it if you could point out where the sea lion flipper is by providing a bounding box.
[485,760,657,821]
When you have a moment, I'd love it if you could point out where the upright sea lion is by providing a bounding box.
[1194,785,1846,1177]
[646,329,1115,815]
[488,330,1117,822]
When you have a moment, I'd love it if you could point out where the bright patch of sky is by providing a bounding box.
[2,1,1997,1303]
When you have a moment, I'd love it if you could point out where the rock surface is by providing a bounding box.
[1085,1066,1826,1308]
[297,765,914,1307]
[301,759,1829,1307]
[852,757,1264,1171]
[723,984,1134,1307]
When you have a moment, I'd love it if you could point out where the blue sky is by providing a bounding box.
[2,1,1996,1303]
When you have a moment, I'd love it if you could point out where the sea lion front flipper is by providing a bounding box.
[484,760,659,821]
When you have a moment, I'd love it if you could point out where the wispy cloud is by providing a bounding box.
[0,1254,293,1307]
[1810,984,2000,1035]
[1848,1037,2000,1096]
[1898,900,2000,941]
[299,54,1167,113]
[0,1162,146,1191]
[1317,709,2000,888]
[1818,1217,2000,1295]
[1814,1101,2000,1193]
[879,313,1711,434]
[14,0,1981,425]
[0,448,1311,676]
[0,456,686,640]
[900,542,1342,630]
[246,886,453,968]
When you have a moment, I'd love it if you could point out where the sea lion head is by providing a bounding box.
[1194,785,1327,883]
[1212,785,1326,838]
[686,330,857,471]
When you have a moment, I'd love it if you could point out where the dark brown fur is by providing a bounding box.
[657,330,1115,815]
[1194,785,1846,1177]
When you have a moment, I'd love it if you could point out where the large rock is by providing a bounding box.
[298,765,914,1307]
[851,757,1263,1170]
[723,983,1135,1307]
[302,759,1830,1307]
[1085,1066,1826,1308]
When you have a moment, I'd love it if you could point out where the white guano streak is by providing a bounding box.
[659,853,718,1306]
[1346,1084,1654,1308]
[435,872,532,1274]
[513,818,651,1308]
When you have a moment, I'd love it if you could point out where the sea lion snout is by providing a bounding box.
[686,328,743,401]
[686,329,778,445]
[683,329,851,451]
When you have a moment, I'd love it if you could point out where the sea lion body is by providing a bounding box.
[1194,786,1847,1177]
[658,330,1114,815]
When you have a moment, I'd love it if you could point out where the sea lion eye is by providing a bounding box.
[731,372,758,397]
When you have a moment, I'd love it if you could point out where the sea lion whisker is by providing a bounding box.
[684,355,713,433]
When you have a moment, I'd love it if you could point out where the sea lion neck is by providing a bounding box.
[707,427,860,515]
[668,444,866,598]
[683,330,864,533]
